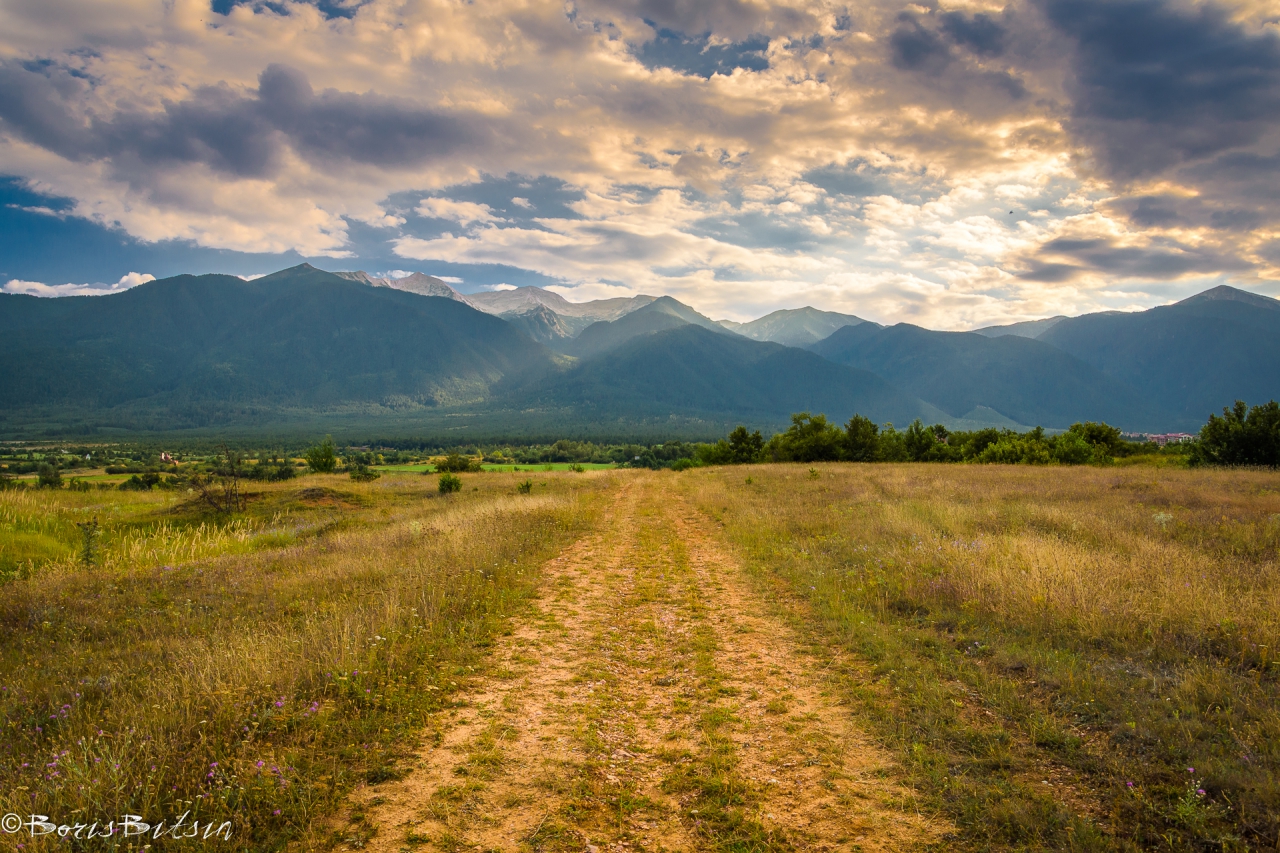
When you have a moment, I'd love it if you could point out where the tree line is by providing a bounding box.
[690,399,1280,469]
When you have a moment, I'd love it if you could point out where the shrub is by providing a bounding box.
[119,472,161,491]
[349,464,380,482]
[670,458,697,471]
[516,479,533,494]
[434,453,482,473]
[438,473,462,494]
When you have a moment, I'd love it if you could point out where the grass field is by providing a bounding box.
[0,472,608,850]
[377,463,617,473]
[685,464,1280,851]
[2,463,1278,851]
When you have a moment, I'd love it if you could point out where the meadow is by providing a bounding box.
[2,461,1278,851]
[684,464,1280,850]
[0,471,608,850]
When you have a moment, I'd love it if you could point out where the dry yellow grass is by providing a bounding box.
[0,472,610,850]
[682,463,1280,850]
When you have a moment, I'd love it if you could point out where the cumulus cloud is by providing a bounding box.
[0,0,1275,324]
[3,271,154,296]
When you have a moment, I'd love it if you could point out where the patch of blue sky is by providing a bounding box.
[688,211,835,252]
[399,173,586,225]
[637,28,770,79]
[0,176,303,283]
[210,0,368,20]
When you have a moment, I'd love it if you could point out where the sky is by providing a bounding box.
[1,0,1278,328]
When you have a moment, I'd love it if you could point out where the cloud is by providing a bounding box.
[3,271,154,296]
[1044,0,1280,180]
[0,0,1275,326]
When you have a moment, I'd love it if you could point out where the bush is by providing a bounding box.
[304,436,337,473]
[434,453,482,473]
[670,458,697,471]
[516,479,533,494]
[349,464,380,482]
[119,472,161,491]
[438,473,462,494]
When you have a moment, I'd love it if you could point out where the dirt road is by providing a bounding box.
[338,474,943,852]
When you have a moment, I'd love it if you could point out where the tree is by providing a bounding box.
[769,412,846,462]
[1064,421,1123,462]
[904,420,939,462]
[727,426,764,464]
[438,472,463,494]
[190,446,247,513]
[305,436,337,473]
[1191,400,1280,468]
[844,415,879,462]
[37,463,62,489]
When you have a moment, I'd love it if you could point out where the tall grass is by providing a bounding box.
[685,464,1280,851]
[0,473,608,850]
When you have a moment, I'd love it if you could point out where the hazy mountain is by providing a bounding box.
[972,316,1067,339]
[468,286,655,322]
[563,296,731,358]
[511,324,945,427]
[0,264,557,430]
[334,270,474,305]
[1035,285,1280,426]
[809,322,1168,430]
[500,304,577,345]
[726,306,869,347]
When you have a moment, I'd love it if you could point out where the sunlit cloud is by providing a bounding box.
[3,272,155,297]
[0,0,1276,324]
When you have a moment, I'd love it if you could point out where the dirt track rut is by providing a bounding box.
[339,474,942,852]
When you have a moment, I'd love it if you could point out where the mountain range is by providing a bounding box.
[1,264,1276,439]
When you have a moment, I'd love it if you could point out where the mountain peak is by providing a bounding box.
[1175,284,1279,310]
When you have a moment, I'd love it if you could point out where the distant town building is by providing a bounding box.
[1123,432,1195,446]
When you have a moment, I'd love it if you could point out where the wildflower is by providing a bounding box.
[1126,781,1133,788]
[1197,789,1207,797]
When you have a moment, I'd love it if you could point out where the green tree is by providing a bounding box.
[1064,421,1123,462]
[1191,400,1280,468]
[904,419,943,462]
[305,436,337,473]
[843,414,879,462]
[769,412,845,462]
[727,426,764,463]
[36,463,61,488]
[438,472,463,494]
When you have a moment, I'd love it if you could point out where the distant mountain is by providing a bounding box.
[972,316,1067,339]
[809,322,1168,430]
[510,324,945,427]
[500,304,577,345]
[0,264,557,431]
[726,306,869,347]
[468,286,654,322]
[563,296,731,358]
[1035,285,1280,426]
[334,270,474,305]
